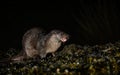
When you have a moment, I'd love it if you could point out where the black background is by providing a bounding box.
[2,0,120,50]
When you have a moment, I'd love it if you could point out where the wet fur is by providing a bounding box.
[11,28,69,61]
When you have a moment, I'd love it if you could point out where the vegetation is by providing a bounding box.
[0,41,120,75]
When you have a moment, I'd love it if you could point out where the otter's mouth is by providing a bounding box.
[61,38,68,42]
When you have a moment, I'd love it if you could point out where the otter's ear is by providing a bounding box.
[51,30,59,34]
[51,30,56,34]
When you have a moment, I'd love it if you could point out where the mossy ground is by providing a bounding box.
[0,41,120,75]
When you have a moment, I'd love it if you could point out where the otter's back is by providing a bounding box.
[22,28,44,50]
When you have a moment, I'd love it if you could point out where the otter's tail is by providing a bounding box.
[0,58,11,64]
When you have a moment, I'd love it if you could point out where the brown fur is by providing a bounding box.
[11,28,69,61]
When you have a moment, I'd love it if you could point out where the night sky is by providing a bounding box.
[3,0,120,50]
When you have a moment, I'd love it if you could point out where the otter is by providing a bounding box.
[11,27,69,61]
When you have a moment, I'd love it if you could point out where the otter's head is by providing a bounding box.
[50,30,69,43]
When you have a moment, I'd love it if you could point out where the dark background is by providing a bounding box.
[2,0,120,50]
